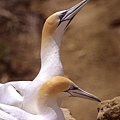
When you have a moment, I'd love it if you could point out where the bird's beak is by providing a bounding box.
[65,85,101,102]
[58,0,89,28]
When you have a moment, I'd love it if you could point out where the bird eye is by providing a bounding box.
[59,11,67,20]
[64,85,78,92]
[69,85,78,90]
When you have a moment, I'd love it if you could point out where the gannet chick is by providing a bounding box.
[0,0,90,113]
[0,76,100,120]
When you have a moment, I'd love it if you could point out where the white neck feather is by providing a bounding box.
[41,36,62,68]
[34,34,64,86]
[36,96,65,120]
[23,34,64,113]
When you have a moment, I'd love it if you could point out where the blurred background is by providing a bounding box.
[0,0,120,119]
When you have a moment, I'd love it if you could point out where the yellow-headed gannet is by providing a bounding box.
[0,0,90,113]
[0,76,100,120]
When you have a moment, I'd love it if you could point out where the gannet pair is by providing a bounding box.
[0,76,100,120]
[0,0,100,119]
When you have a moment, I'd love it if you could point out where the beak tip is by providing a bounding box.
[95,97,101,102]
[97,99,101,102]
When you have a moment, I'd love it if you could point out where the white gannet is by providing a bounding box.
[23,0,90,113]
[0,0,90,112]
[0,76,100,120]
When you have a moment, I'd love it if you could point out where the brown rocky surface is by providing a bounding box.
[0,0,120,120]
[97,96,120,120]
[62,108,76,120]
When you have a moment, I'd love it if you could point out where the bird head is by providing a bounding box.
[37,76,100,103]
[42,0,89,41]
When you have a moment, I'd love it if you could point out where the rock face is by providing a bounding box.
[61,108,76,120]
[97,96,120,120]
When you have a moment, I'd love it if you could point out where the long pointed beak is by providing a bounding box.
[59,0,89,27]
[63,0,89,20]
[66,86,100,102]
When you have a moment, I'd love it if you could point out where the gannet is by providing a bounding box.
[0,76,100,120]
[0,0,90,112]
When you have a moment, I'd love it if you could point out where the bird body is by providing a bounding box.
[0,76,100,120]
